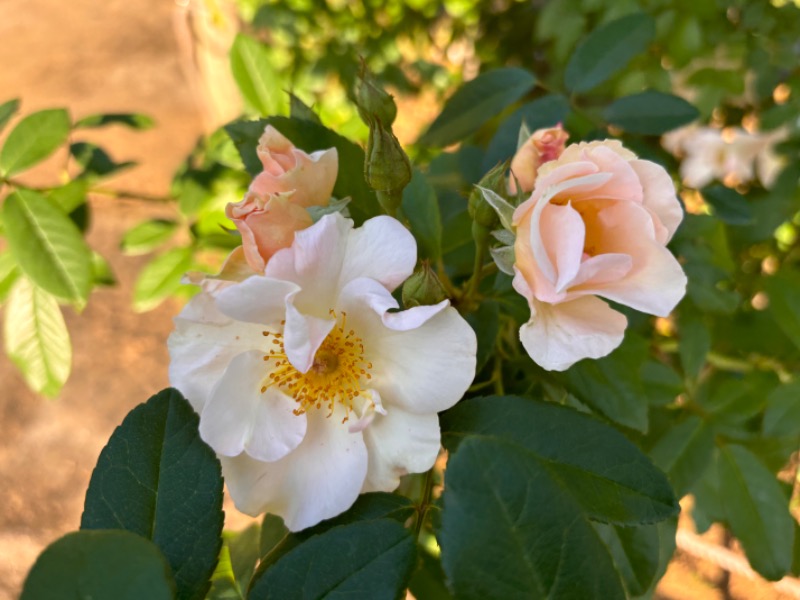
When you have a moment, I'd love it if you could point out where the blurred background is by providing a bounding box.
[2,0,800,598]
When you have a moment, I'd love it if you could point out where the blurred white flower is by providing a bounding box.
[168,213,476,531]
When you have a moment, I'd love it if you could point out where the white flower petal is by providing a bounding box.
[283,302,335,373]
[168,294,265,413]
[361,404,441,493]
[221,409,368,531]
[216,276,300,325]
[339,216,417,292]
[200,351,307,461]
[520,297,627,371]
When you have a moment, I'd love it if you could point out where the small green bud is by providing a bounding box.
[365,121,412,214]
[402,261,448,308]
[355,64,397,127]
[468,161,509,230]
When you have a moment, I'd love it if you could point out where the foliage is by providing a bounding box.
[9,0,800,597]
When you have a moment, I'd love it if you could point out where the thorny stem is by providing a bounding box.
[414,468,435,540]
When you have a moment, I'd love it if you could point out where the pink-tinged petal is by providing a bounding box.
[630,160,683,242]
[337,277,449,332]
[540,202,585,293]
[575,144,644,204]
[266,213,351,305]
[216,276,300,325]
[513,162,604,225]
[585,203,687,316]
[200,351,307,461]
[168,294,266,412]
[568,253,633,290]
[283,302,335,373]
[227,213,266,273]
[220,408,368,531]
[361,405,441,493]
[339,216,417,292]
[364,306,477,414]
[236,196,314,270]
[513,206,560,303]
[282,147,338,207]
[519,297,627,371]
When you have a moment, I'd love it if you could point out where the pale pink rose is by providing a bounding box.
[509,125,569,194]
[226,126,338,271]
[512,140,687,371]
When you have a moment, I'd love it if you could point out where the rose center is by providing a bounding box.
[260,310,373,422]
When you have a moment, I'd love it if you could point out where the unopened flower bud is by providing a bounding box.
[365,121,412,215]
[355,69,397,127]
[402,262,448,308]
[468,161,508,231]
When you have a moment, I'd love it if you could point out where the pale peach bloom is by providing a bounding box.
[509,125,569,194]
[226,126,338,271]
[512,140,686,371]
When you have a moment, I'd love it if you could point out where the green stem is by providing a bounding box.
[414,468,435,540]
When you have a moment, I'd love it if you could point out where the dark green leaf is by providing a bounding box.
[464,300,499,372]
[562,335,649,432]
[0,98,20,134]
[594,522,665,597]
[640,360,683,406]
[409,548,453,600]
[678,312,710,380]
[420,68,537,147]
[259,514,288,559]
[440,437,626,600]
[225,117,380,223]
[765,272,800,352]
[482,94,571,171]
[0,108,70,176]
[249,519,416,600]
[565,13,655,93]
[442,396,678,525]
[604,92,699,135]
[230,34,284,116]
[763,381,800,439]
[718,444,794,580]
[74,112,155,129]
[70,142,135,179]
[3,277,71,398]
[649,416,714,496]
[121,219,179,255]
[2,189,92,305]
[702,185,754,225]
[288,93,321,124]
[81,388,224,600]
[21,530,175,600]
[402,169,442,262]
[133,247,194,312]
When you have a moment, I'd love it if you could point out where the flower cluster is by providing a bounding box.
[168,123,686,530]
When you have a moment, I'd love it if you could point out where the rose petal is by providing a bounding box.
[361,404,441,493]
[216,276,300,325]
[282,301,335,373]
[519,296,627,371]
[630,160,683,243]
[540,202,586,293]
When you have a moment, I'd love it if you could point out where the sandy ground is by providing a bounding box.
[0,1,794,599]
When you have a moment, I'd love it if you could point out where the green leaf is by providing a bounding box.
[121,219,179,255]
[409,548,453,600]
[91,252,116,287]
[565,13,655,93]
[649,416,714,496]
[70,142,135,179]
[74,112,155,129]
[562,335,650,432]
[288,93,321,124]
[464,300,499,372]
[0,98,20,134]
[420,68,537,147]
[207,524,261,598]
[259,514,288,559]
[3,277,71,398]
[0,108,71,176]
[763,381,800,439]
[133,247,194,312]
[440,437,626,599]
[21,530,175,600]
[225,117,380,223]
[402,169,442,262]
[594,522,664,597]
[81,388,224,600]
[678,312,710,380]
[442,396,678,526]
[764,272,800,352]
[249,519,416,600]
[482,94,571,171]
[230,34,283,117]
[604,91,699,135]
[0,250,19,303]
[702,185,754,225]
[718,444,794,580]
[2,189,92,305]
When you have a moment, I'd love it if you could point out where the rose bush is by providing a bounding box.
[168,213,477,530]
[225,125,338,271]
[511,139,687,371]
